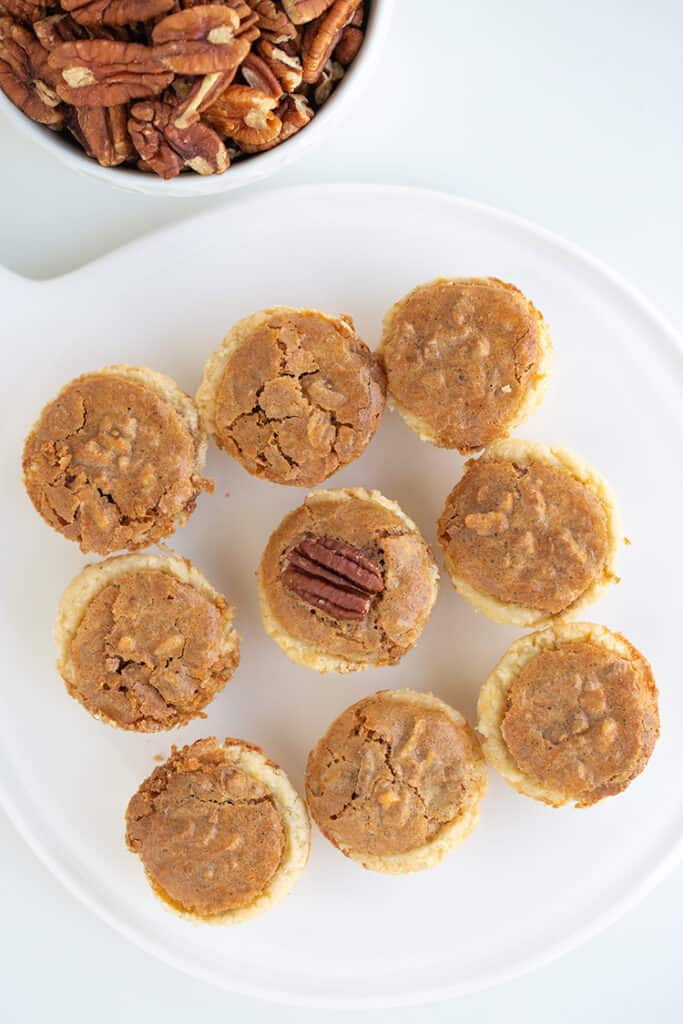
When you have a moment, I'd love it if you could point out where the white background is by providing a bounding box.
[1,1,682,1020]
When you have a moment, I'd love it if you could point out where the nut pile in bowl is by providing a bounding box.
[0,0,368,178]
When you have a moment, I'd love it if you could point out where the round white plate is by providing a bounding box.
[1,186,681,1008]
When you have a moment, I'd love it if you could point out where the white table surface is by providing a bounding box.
[1,1,682,1020]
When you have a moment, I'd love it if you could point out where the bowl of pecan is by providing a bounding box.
[0,0,391,194]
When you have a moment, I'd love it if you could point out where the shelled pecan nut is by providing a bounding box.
[60,0,175,28]
[49,38,173,105]
[151,6,252,74]
[128,96,229,176]
[0,15,63,125]
[256,36,301,91]
[34,12,87,49]
[282,536,384,621]
[73,102,133,163]
[241,50,281,96]
[171,65,235,127]
[312,55,341,103]
[239,89,310,151]
[203,81,280,145]
[333,22,360,64]
[246,0,296,42]
[282,0,332,25]
[0,0,46,24]
[301,0,359,82]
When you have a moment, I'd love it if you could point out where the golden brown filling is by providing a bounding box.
[381,279,543,451]
[126,740,285,917]
[69,570,238,730]
[306,695,482,857]
[213,311,385,486]
[23,374,208,554]
[261,495,436,666]
[501,642,659,806]
[438,458,609,613]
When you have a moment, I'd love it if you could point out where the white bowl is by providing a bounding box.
[0,0,393,196]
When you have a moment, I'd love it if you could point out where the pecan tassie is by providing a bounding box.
[282,537,384,621]
[0,0,368,176]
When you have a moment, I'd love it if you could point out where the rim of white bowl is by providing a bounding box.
[0,0,394,197]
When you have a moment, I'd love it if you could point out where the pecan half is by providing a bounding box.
[240,50,281,97]
[60,0,175,28]
[246,0,296,43]
[282,0,333,25]
[0,16,63,126]
[171,65,235,127]
[255,37,301,91]
[0,0,45,25]
[49,39,173,105]
[239,89,310,151]
[73,103,133,163]
[151,6,251,74]
[301,0,359,83]
[203,81,279,145]
[282,536,384,621]
[128,96,228,176]
[33,13,87,50]
[312,55,341,104]
[333,22,361,65]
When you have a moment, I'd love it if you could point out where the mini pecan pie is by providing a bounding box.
[477,623,659,807]
[305,690,487,873]
[378,277,552,452]
[258,488,439,672]
[55,552,240,731]
[22,365,211,555]
[437,439,621,627]
[126,737,310,923]
[196,307,386,487]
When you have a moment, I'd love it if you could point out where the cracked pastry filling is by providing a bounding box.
[22,372,210,555]
[260,492,438,667]
[126,739,286,918]
[68,569,238,730]
[210,309,386,486]
[306,694,485,858]
[380,278,547,451]
[500,641,659,807]
[438,456,609,614]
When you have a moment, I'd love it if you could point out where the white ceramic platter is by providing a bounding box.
[1,186,682,1008]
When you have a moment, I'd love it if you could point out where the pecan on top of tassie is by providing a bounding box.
[258,488,439,673]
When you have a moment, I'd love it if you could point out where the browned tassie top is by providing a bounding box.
[212,310,386,486]
[260,494,437,667]
[380,278,545,451]
[438,457,609,614]
[501,641,659,807]
[126,738,285,918]
[68,570,238,731]
[305,694,483,858]
[22,373,210,555]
